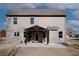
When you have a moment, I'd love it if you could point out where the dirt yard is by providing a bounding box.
[0,39,79,56]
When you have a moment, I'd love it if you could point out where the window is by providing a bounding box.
[14,32,19,36]
[59,31,62,34]
[30,17,34,24]
[14,32,16,36]
[17,32,19,36]
[59,31,63,38]
[13,17,17,24]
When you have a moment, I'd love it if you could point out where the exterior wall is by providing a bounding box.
[49,31,58,43]
[7,17,66,43]
[37,17,66,43]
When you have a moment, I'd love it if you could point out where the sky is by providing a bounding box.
[0,3,79,34]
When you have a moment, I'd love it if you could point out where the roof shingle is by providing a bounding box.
[7,9,65,15]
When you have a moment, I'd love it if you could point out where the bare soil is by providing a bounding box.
[0,39,79,56]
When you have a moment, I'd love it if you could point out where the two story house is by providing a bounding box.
[6,9,66,45]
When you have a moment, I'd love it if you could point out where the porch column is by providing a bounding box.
[47,30,49,44]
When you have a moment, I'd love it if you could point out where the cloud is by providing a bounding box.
[59,4,76,10]
[67,20,79,28]
[42,3,79,10]
[66,19,79,32]
[69,20,79,25]
[0,3,36,10]
[0,3,79,10]
[72,10,79,19]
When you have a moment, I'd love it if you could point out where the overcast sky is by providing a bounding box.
[0,3,79,34]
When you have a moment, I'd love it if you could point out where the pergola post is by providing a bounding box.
[47,30,49,44]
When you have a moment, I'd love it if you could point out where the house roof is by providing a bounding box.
[25,25,47,31]
[6,9,65,17]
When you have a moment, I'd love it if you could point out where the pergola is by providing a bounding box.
[24,25,49,44]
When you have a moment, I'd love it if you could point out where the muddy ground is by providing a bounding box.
[0,39,79,56]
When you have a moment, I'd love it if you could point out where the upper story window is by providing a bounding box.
[13,17,17,24]
[30,17,34,24]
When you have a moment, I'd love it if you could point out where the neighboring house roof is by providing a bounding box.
[0,30,6,37]
[6,9,65,17]
[66,28,75,38]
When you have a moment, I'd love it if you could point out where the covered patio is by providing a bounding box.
[24,25,49,44]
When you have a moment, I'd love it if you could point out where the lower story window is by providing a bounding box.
[14,32,20,36]
[59,31,63,38]
[14,32,16,36]
[17,32,19,36]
